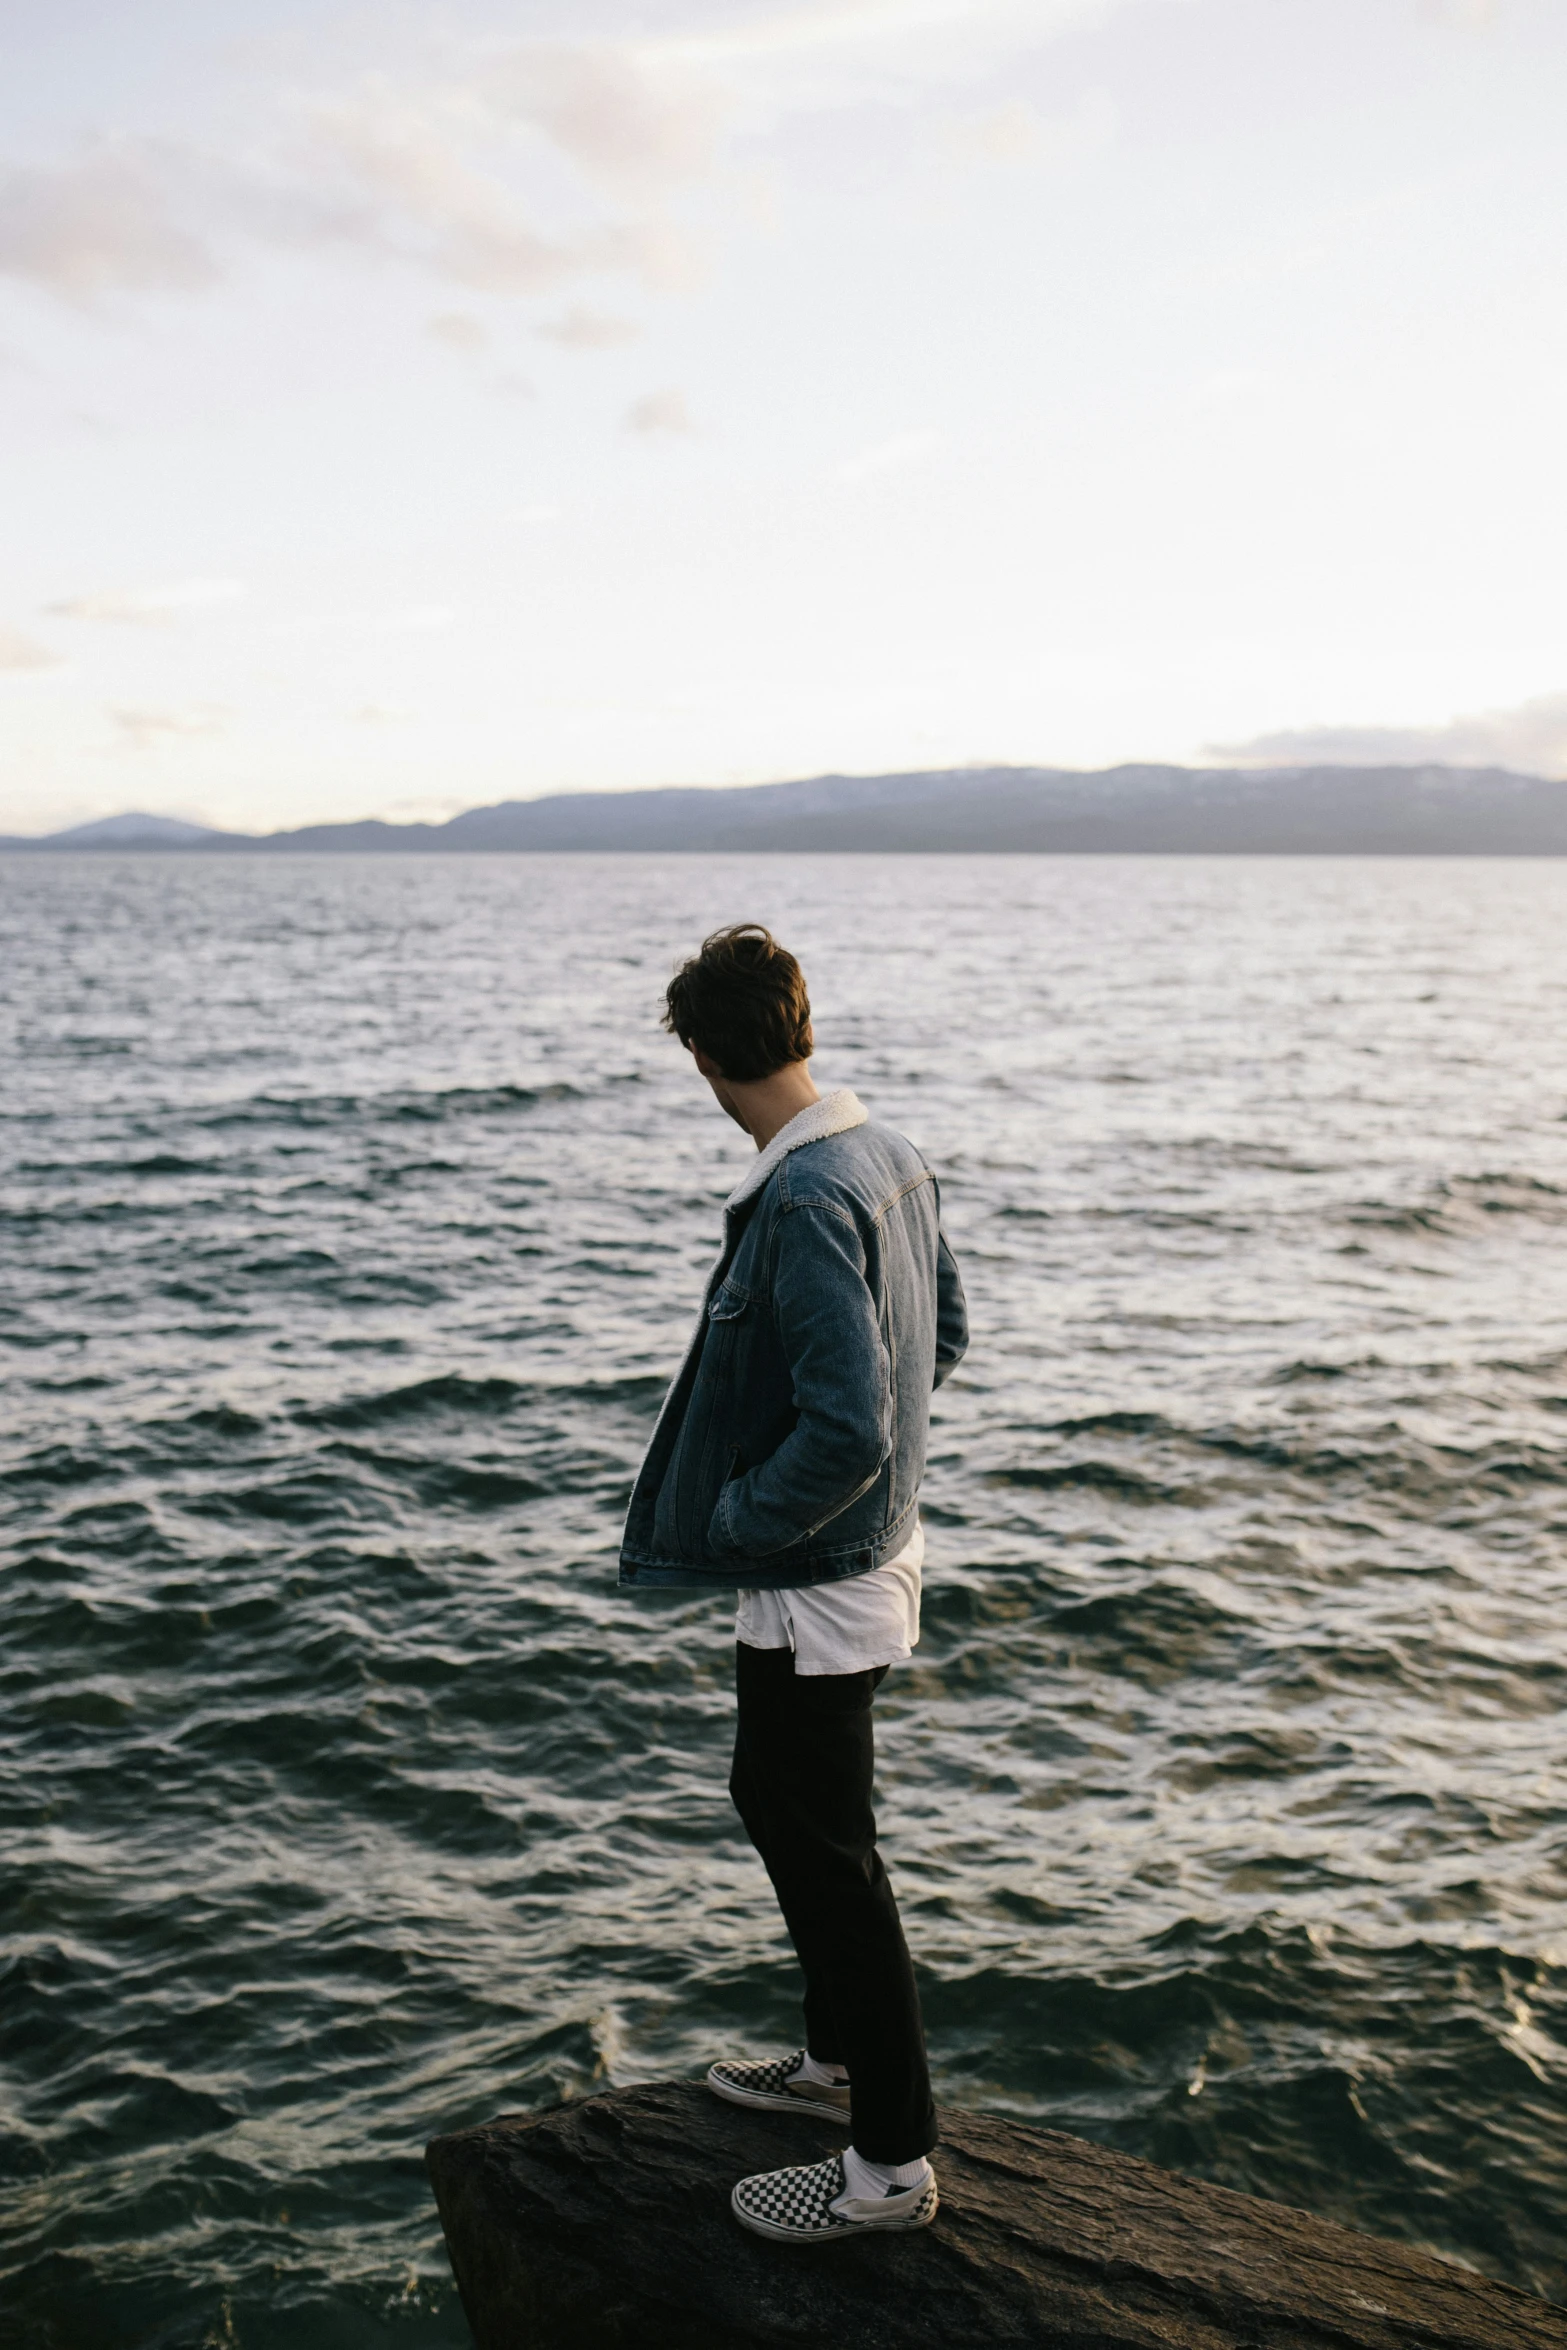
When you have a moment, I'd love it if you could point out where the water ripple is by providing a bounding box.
[4,852,1567,2346]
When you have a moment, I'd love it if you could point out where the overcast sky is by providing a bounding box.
[2,0,1565,833]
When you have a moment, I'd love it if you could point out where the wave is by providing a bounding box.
[188,1080,583,1132]
[992,1459,1184,1502]
[1046,1577,1246,1669]
[10,853,1567,2344]
[302,1373,530,1427]
[297,1369,666,1431]
[324,1445,549,1511]
[1349,1171,1567,1237]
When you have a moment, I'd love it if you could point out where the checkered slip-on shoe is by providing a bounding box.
[731,2152,939,2245]
[706,2052,852,2124]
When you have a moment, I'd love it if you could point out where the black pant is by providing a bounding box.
[729,1642,937,2164]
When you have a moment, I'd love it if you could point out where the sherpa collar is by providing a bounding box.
[725,1087,868,1210]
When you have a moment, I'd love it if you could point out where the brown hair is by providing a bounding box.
[662,923,813,1081]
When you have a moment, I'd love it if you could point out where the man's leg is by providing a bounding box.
[728,1646,846,2071]
[730,1641,936,2163]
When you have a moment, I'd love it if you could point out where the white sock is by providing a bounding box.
[841,2145,932,2198]
[793,2051,850,2086]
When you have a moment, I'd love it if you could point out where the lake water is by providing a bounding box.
[5,851,1567,2347]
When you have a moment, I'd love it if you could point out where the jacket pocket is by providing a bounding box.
[654,1286,750,1559]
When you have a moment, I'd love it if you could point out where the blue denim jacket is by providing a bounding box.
[619,1091,968,1592]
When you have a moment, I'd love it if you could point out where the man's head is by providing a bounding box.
[662,923,813,1080]
[663,924,818,1144]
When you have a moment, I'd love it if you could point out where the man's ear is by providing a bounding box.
[691,1044,724,1082]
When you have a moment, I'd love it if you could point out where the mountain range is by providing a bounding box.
[7,763,1567,855]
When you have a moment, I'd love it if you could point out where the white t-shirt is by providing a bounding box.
[735,1515,924,1676]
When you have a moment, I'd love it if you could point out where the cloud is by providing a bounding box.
[387,604,456,632]
[0,9,1145,318]
[677,0,1127,74]
[1420,0,1500,26]
[276,602,456,638]
[1206,689,1567,778]
[1,80,702,315]
[945,92,1116,170]
[427,309,488,350]
[302,67,705,297]
[483,41,726,196]
[0,629,62,672]
[836,427,940,483]
[49,579,244,625]
[537,304,641,348]
[111,704,227,749]
[0,4,1155,332]
[626,386,694,434]
[306,96,600,293]
[948,100,1040,165]
[0,145,220,298]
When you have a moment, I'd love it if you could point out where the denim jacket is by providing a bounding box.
[619,1090,968,1592]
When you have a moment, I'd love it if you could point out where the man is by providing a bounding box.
[620,922,968,2245]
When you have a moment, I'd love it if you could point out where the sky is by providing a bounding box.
[1,0,1565,835]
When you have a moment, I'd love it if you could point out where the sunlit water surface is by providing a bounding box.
[5,852,1567,2347]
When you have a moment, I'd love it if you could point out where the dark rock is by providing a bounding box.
[425,2080,1567,2350]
